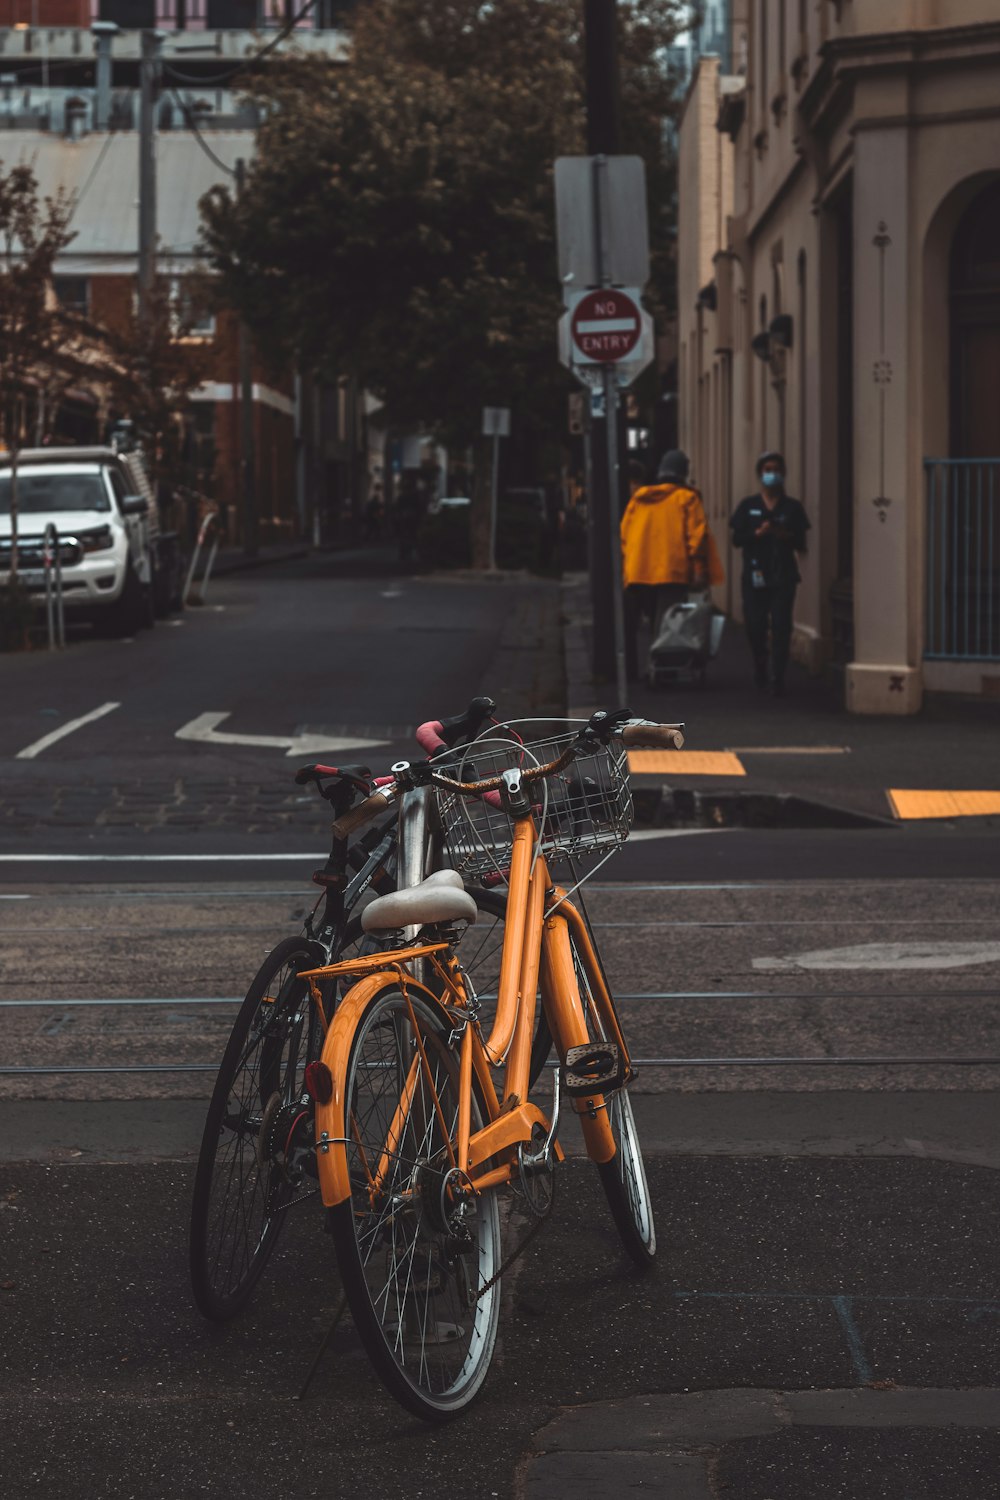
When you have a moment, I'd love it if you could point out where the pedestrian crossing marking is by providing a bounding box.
[888,790,1000,820]
[628,750,746,776]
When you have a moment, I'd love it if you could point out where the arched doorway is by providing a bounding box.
[950,180,1000,457]
[926,180,1000,661]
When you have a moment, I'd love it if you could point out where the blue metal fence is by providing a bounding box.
[925,459,1000,661]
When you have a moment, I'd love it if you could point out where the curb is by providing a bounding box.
[630,785,896,831]
[519,1387,1000,1498]
[211,546,311,578]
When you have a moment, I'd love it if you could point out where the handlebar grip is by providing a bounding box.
[415,721,447,755]
[331,788,394,841]
[621,723,685,751]
[294,762,340,785]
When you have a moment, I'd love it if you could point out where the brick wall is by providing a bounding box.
[3,1,90,24]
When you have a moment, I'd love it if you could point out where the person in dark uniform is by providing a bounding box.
[729,451,810,695]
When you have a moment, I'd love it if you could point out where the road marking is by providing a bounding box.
[15,701,120,761]
[628,827,727,841]
[175,711,388,757]
[888,789,1000,819]
[755,940,1000,971]
[628,750,745,776]
[726,745,851,755]
[0,852,322,863]
[831,1296,874,1384]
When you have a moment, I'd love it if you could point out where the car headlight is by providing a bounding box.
[79,525,115,553]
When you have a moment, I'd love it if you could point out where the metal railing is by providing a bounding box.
[925,458,1000,660]
[42,523,66,651]
[182,509,220,606]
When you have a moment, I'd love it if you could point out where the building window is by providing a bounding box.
[53,276,90,317]
[263,0,313,27]
[758,0,768,115]
[168,277,216,338]
[98,2,158,25]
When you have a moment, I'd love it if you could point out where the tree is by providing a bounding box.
[0,163,75,580]
[106,274,213,488]
[199,0,684,504]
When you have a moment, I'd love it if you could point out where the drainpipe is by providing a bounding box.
[91,21,118,132]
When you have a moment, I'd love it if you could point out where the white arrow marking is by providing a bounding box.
[754,940,1000,972]
[16,701,121,760]
[175,712,388,758]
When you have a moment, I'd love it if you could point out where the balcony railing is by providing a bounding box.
[925,458,1000,661]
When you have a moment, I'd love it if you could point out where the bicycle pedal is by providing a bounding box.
[562,1042,626,1097]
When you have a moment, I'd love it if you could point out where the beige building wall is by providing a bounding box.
[677,0,1000,713]
[677,55,736,616]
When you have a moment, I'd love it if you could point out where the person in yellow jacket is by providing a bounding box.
[620,449,725,681]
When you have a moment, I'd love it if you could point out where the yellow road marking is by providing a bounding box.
[628,750,746,777]
[888,790,1000,820]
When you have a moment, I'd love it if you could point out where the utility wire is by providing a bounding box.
[170,89,238,179]
[162,0,322,90]
[66,127,118,226]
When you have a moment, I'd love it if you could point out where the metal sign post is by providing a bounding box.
[555,153,653,706]
[482,406,511,572]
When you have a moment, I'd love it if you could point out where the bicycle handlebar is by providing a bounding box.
[323,714,685,841]
[428,717,684,800]
[330,786,396,841]
[415,696,497,757]
[621,722,685,750]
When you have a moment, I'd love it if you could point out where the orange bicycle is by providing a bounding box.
[297,710,682,1420]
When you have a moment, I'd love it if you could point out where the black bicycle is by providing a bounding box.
[189,696,546,1320]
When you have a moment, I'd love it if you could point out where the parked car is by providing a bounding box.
[0,446,184,636]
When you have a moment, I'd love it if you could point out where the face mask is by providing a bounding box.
[761,470,782,490]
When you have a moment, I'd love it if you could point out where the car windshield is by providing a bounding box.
[0,470,110,515]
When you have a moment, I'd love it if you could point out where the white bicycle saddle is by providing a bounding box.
[360,869,478,933]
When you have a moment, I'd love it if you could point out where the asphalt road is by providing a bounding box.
[3,555,999,1496]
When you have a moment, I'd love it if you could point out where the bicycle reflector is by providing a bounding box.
[304,1061,334,1104]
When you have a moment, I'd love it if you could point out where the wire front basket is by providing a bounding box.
[436,720,634,878]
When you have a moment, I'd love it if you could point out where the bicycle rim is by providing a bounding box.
[189,936,324,1319]
[329,990,501,1420]
[570,937,656,1267]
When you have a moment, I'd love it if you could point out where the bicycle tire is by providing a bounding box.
[327,986,502,1421]
[189,935,326,1320]
[567,932,656,1268]
[342,885,553,1088]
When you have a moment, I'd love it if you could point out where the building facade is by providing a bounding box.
[0,11,365,547]
[677,0,1000,713]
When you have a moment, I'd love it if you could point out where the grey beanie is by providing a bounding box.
[755,449,786,477]
[657,449,690,483]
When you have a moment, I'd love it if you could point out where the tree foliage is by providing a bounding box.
[105,276,213,487]
[200,0,684,447]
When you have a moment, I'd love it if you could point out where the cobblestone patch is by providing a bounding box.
[0,780,328,834]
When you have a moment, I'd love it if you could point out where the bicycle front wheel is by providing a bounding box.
[189,935,325,1320]
[568,933,656,1268]
[327,987,502,1421]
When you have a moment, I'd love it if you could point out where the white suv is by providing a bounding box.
[0,447,166,636]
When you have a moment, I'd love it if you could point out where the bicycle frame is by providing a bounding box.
[305,803,634,1208]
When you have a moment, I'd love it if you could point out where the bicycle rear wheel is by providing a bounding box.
[327,988,502,1421]
[567,933,656,1268]
[189,935,325,1320]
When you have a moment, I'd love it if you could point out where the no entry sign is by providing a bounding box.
[570,289,642,364]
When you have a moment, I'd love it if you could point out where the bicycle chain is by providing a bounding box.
[473,1173,555,1301]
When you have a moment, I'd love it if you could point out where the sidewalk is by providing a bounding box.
[563,576,1000,825]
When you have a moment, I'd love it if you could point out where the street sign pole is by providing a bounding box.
[581,0,620,688]
[604,361,627,707]
[482,406,510,572]
[490,430,500,571]
[589,152,628,710]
